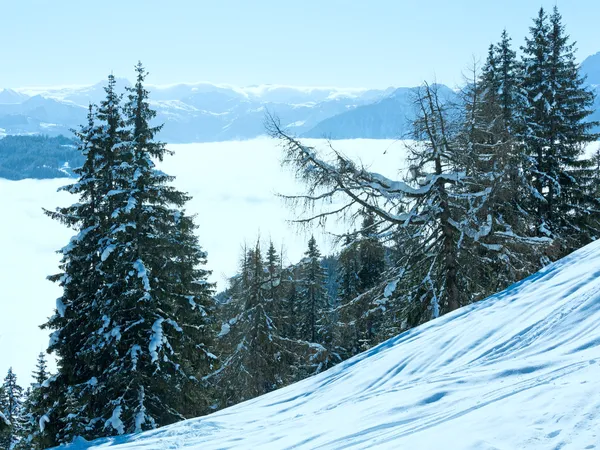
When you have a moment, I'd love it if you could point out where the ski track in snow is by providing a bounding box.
[59,239,600,449]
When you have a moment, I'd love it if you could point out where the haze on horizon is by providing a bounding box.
[2,0,599,90]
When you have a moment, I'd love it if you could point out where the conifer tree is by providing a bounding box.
[16,353,49,450]
[337,235,361,307]
[41,97,111,443]
[42,65,217,445]
[268,83,507,329]
[0,368,25,449]
[333,213,386,358]
[214,242,291,407]
[265,241,284,329]
[280,264,298,339]
[214,239,336,408]
[357,213,385,292]
[520,7,599,250]
[461,43,545,291]
[297,236,330,343]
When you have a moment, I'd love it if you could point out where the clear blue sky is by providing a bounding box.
[1,0,598,89]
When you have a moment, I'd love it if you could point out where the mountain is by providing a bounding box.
[303,85,458,139]
[0,88,29,104]
[6,82,395,143]
[1,50,598,145]
[581,52,600,132]
[0,95,87,137]
[59,239,600,449]
[581,51,600,86]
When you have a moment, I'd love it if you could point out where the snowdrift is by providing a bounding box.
[60,240,600,449]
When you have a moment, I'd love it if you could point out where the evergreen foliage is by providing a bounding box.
[0,134,81,180]
[0,368,25,449]
[212,238,337,408]
[519,7,600,251]
[15,353,49,450]
[40,64,217,446]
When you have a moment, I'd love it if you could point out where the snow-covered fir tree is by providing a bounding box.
[213,241,293,407]
[15,353,49,450]
[335,214,386,358]
[41,65,217,445]
[213,239,336,408]
[459,46,546,292]
[519,7,600,251]
[0,368,25,449]
[296,236,330,343]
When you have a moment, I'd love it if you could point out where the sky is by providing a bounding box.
[1,0,599,90]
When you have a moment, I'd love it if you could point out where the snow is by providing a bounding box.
[217,323,231,338]
[56,297,67,317]
[39,414,50,432]
[130,345,141,370]
[104,406,125,435]
[383,280,397,298]
[0,410,9,426]
[52,239,600,449]
[148,318,165,363]
[101,244,116,262]
[132,259,151,293]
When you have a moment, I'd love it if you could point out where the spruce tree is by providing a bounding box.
[42,66,217,444]
[337,235,361,307]
[333,214,386,358]
[16,353,49,450]
[461,39,545,291]
[520,7,599,250]
[297,236,329,344]
[0,368,24,449]
[214,242,290,407]
[357,213,385,293]
[280,264,298,340]
[41,98,110,443]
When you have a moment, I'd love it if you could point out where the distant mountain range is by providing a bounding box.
[1,51,599,143]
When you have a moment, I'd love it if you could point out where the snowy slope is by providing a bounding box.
[60,239,600,449]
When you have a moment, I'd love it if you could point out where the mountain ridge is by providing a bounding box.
[1,50,598,143]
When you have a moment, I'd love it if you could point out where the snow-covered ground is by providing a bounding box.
[0,137,406,384]
[60,237,600,449]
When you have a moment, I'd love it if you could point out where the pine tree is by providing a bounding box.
[42,66,217,445]
[40,97,111,443]
[297,236,330,344]
[0,368,25,449]
[520,7,599,250]
[15,353,49,450]
[460,41,545,292]
[214,242,291,407]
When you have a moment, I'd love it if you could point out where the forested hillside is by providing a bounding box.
[0,135,80,180]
